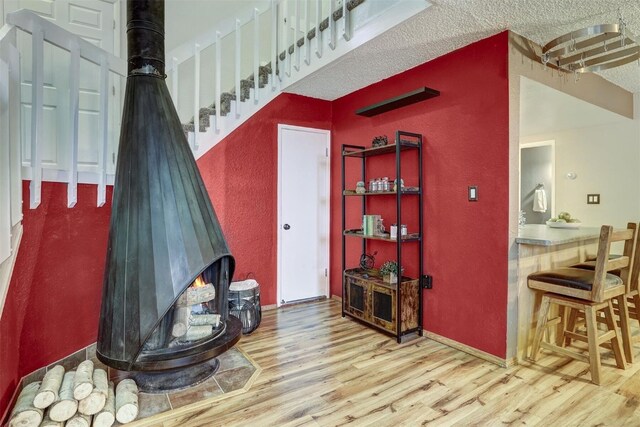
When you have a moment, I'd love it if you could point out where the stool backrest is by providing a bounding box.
[592,224,637,302]
[629,222,640,294]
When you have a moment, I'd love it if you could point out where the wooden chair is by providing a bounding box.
[568,223,640,363]
[626,225,640,329]
[528,224,638,385]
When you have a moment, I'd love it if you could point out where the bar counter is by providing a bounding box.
[516,224,601,246]
[515,224,600,361]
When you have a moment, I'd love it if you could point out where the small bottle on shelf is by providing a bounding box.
[381,177,389,192]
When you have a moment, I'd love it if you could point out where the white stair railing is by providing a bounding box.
[5,9,127,209]
[0,9,126,307]
[166,0,429,159]
[0,22,21,270]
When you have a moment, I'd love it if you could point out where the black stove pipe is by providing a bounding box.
[127,0,165,77]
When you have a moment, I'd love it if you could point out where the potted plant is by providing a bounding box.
[379,261,403,284]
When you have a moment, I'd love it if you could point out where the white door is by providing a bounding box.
[7,0,119,180]
[278,124,330,305]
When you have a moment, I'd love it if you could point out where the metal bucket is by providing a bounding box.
[228,279,261,334]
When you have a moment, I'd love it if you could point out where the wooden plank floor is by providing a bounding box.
[160,299,640,426]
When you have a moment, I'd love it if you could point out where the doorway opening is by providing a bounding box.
[519,140,555,224]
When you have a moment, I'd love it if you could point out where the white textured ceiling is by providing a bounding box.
[287,0,640,100]
[520,77,629,137]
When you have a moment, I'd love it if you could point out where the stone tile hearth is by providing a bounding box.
[114,347,260,425]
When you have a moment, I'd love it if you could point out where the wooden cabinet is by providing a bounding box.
[344,269,419,335]
[341,130,424,342]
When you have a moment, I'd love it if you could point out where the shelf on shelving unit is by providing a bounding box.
[342,141,420,158]
[343,229,420,242]
[343,188,420,196]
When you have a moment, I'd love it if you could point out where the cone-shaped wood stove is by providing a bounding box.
[97,0,241,389]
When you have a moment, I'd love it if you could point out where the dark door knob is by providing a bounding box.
[283,224,291,230]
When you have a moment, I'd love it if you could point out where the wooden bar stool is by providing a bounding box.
[568,223,640,363]
[528,225,637,385]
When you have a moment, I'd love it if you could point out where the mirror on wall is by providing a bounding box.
[519,77,640,228]
[520,141,554,224]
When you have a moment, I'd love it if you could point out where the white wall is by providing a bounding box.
[165,0,268,50]
[521,118,640,228]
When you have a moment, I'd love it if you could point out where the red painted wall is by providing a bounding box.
[0,182,112,416]
[197,93,332,307]
[330,32,510,358]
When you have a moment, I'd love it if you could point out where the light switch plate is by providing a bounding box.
[468,186,478,201]
[587,194,600,204]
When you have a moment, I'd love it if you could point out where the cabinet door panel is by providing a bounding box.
[349,281,365,312]
[371,285,396,333]
[345,277,369,320]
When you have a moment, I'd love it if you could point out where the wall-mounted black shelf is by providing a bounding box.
[355,87,440,117]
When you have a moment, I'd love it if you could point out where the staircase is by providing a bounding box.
[165,0,428,159]
[0,0,429,272]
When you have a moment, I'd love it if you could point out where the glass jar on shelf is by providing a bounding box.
[381,177,389,192]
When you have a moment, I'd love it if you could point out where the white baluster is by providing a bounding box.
[305,0,311,65]
[253,7,260,103]
[215,31,221,132]
[8,31,21,225]
[30,27,44,209]
[284,0,291,77]
[328,0,336,50]
[97,56,109,207]
[235,19,241,118]
[315,0,322,58]
[294,0,300,71]
[271,0,280,85]
[171,57,179,109]
[67,41,80,208]
[0,54,10,263]
[193,43,200,150]
[343,0,351,41]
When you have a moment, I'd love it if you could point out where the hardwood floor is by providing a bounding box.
[160,299,640,426]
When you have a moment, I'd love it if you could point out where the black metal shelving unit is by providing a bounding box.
[341,130,423,343]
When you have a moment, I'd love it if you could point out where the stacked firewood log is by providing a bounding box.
[171,282,220,342]
[9,360,139,427]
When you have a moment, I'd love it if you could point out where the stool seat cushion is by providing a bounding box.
[528,267,623,291]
